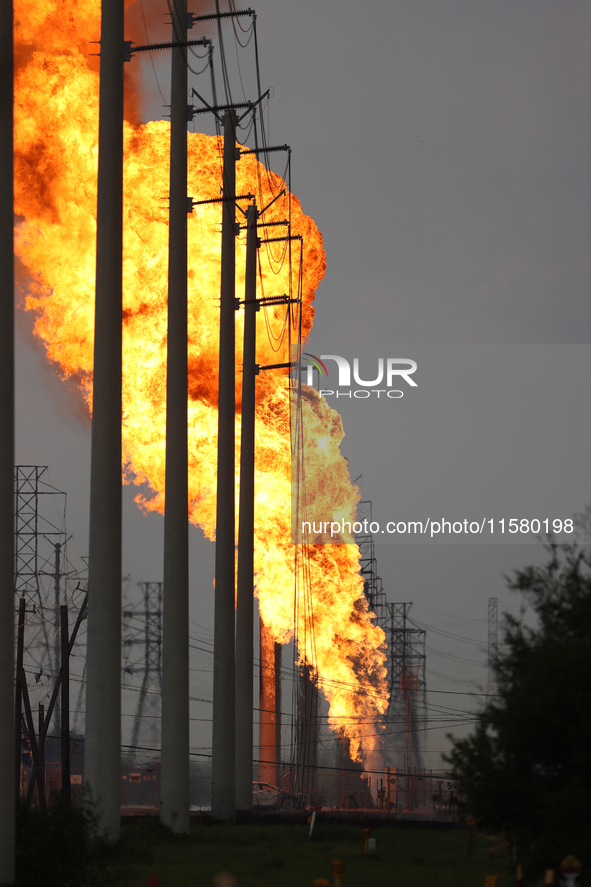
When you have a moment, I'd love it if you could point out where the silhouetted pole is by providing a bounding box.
[53,542,61,723]
[38,704,45,802]
[275,642,281,785]
[235,203,258,810]
[0,0,15,878]
[258,619,278,785]
[60,605,71,807]
[212,109,237,821]
[296,664,319,804]
[161,0,189,834]
[14,597,25,803]
[25,591,88,805]
[85,0,124,840]
[20,673,46,813]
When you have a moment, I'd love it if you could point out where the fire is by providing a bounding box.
[14,0,388,762]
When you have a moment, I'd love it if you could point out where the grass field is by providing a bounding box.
[112,820,513,887]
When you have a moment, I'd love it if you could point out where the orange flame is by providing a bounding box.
[14,0,388,762]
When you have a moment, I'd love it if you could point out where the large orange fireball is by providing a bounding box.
[14,0,388,761]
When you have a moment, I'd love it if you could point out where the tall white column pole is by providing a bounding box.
[161,0,190,833]
[85,0,124,840]
[212,110,237,821]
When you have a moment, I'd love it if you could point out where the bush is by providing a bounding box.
[15,797,120,887]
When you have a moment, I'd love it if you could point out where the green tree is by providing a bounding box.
[445,532,591,870]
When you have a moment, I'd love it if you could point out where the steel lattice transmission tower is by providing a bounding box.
[384,602,426,784]
[487,597,498,696]
[356,501,388,624]
[355,501,428,803]
[123,582,163,752]
[400,665,419,778]
[14,466,86,724]
[15,466,66,595]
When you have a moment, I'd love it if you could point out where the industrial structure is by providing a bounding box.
[355,501,428,810]
[123,582,163,751]
[2,8,442,871]
[11,466,88,822]
[14,467,86,722]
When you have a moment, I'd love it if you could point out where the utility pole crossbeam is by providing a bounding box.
[240,145,290,157]
[212,109,238,822]
[190,9,255,24]
[161,0,190,834]
[188,193,254,209]
[85,0,124,841]
[259,235,301,245]
[189,88,270,125]
[124,38,210,61]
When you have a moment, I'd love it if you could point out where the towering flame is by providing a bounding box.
[14,0,388,762]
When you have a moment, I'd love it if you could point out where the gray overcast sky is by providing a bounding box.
[15,0,591,768]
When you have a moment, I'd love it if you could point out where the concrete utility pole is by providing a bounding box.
[0,0,15,877]
[85,0,124,840]
[235,203,258,810]
[161,0,190,834]
[212,109,238,821]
